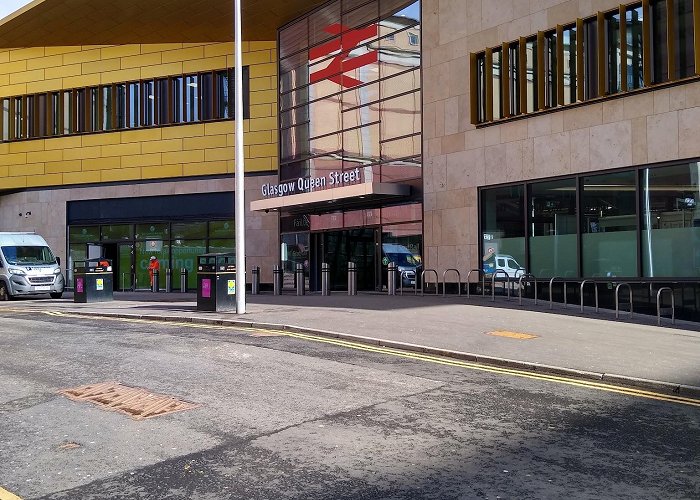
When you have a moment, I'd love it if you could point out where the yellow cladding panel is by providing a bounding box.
[63,48,102,65]
[121,52,162,70]
[249,143,277,158]
[161,46,205,64]
[101,68,141,84]
[205,147,233,162]
[243,50,272,65]
[250,90,277,106]
[83,58,121,75]
[27,54,63,70]
[9,48,46,61]
[45,136,82,150]
[204,121,233,136]
[63,170,101,185]
[182,56,228,74]
[249,76,274,92]
[0,83,27,96]
[101,45,142,60]
[249,42,276,51]
[243,130,273,145]
[140,62,183,79]
[249,104,273,118]
[141,43,184,54]
[63,146,101,161]
[183,161,227,177]
[248,62,276,78]
[245,157,274,172]
[102,142,142,157]
[0,60,27,76]
[121,153,162,168]
[161,150,205,164]
[161,123,205,139]
[82,133,122,147]
[0,176,27,189]
[101,167,142,182]
[27,173,62,187]
[63,74,100,88]
[0,51,9,64]
[9,141,44,153]
[0,165,7,176]
[121,128,162,143]
[141,138,183,154]
[27,149,62,164]
[183,134,227,150]
[249,116,276,132]
[0,152,27,166]
[9,162,44,177]
[82,156,122,171]
[10,68,44,85]
[142,163,183,179]
[26,78,63,94]
[45,160,82,173]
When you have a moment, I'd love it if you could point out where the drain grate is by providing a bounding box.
[59,381,199,420]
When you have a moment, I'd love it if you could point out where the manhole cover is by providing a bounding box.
[59,381,199,420]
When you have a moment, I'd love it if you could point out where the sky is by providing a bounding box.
[0,0,33,20]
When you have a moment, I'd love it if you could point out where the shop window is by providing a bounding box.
[626,5,644,90]
[480,185,526,276]
[581,171,637,277]
[101,224,134,241]
[69,226,101,244]
[135,223,169,240]
[209,220,235,239]
[562,26,578,104]
[37,94,47,137]
[642,162,700,277]
[172,239,206,289]
[528,179,578,278]
[172,221,207,239]
[674,0,695,78]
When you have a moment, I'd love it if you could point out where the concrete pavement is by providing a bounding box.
[6,290,700,397]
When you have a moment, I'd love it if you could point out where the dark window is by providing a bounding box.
[606,11,621,94]
[26,95,35,138]
[172,76,184,123]
[37,93,47,137]
[526,38,538,112]
[51,92,60,135]
[102,86,113,131]
[116,84,127,129]
[492,48,502,119]
[584,18,599,99]
[143,80,155,126]
[476,53,487,122]
[156,78,169,125]
[216,70,231,119]
[651,0,669,83]
[89,87,99,132]
[14,97,23,139]
[129,82,140,128]
[562,26,577,104]
[185,74,199,122]
[75,89,86,133]
[674,0,695,78]
[62,91,72,135]
[2,98,9,141]
[201,72,213,120]
[626,5,644,89]
[544,32,558,107]
[508,43,520,115]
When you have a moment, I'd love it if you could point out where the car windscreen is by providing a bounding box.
[1,246,57,265]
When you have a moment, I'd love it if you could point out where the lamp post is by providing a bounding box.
[234,0,246,314]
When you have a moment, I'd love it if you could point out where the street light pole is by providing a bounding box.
[234,0,246,314]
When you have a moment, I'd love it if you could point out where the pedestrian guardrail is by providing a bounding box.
[419,269,439,296]
[518,273,537,306]
[656,287,675,326]
[466,269,486,298]
[615,282,633,319]
[442,269,461,297]
[548,277,568,310]
[491,270,511,302]
[579,279,599,313]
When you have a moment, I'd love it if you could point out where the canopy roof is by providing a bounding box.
[0,0,328,47]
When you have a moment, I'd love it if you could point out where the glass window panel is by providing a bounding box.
[172,221,207,239]
[156,78,169,124]
[37,94,47,137]
[281,104,309,129]
[526,39,538,112]
[343,124,379,164]
[563,26,577,104]
[652,0,669,83]
[584,19,599,99]
[172,76,184,123]
[379,30,420,71]
[342,2,378,31]
[26,95,35,138]
[545,32,558,107]
[1,98,8,141]
[582,171,637,277]
[481,185,527,277]
[201,72,213,120]
[492,48,502,119]
[342,100,378,130]
[309,1,341,46]
[14,97,23,139]
[135,240,169,290]
[626,6,644,90]
[116,84,127,129]
[171,239,206,289]
[216,70,232,119]
[674,0,695,78]
[342,81,379,111]
[281,123,311,161]
[508,43,520,115]
[529,179,578,278]
[69,225,100,244]
[89,87,99,132]
[381,0,420,21]
[280,50,310,95]
[101,224,133,241]
[381,133,420,163]
[68,244,87,287]
[208,238,235,255]
[184,75,199,122]
[379,70,419,100]
[50,92,60,135]
[279,17,309,60]
[380,91,420,141]
[309,97,342,137]
[62,91,72,135]
[476,53,487,122]
[128,82,140,128]
[143,80,155,126]
[209,220,235,239]
[642,162,700,277]
[606,12,621,94]
[280,233,308,289]
[310,132,342,156]
[75,89,86,133]
[101,86,113,131]
[135,223,169,240]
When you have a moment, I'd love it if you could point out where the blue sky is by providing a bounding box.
[0,0,32,20]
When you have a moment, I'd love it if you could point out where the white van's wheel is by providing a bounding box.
[0,282,11,301]
[50,292,63,299]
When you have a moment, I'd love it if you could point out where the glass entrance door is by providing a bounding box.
[314,229,379,291]
[118,244,134,291]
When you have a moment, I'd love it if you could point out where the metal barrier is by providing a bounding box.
[399,270,416,295]
[419,269,439,296]
[180,268,188,293]
[615,283,632,319]
[442,269,461,297]
[152,270,160,292]
[321,262,331,296]
[491,270,511,302]
[518,273,537,306]
[548,277,567,310]
[466,269,486,298]
[251,266,260,295]
[295,263,305,296]
[348,262,358,296]
[580,280,599,313]
[656,287,675,326]
[387,263,397,296]
[273,265,282,296]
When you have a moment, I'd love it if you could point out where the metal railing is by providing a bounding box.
[491,270,511,302]
[656,287,675,326]
[548,277,568,310]
[399,270,416,295]
[579,279,599,313]
[419,269,439,296]
[442,269,461,297]
[518,273,537,306]
[466,269,486,298]
[615,283,633,319]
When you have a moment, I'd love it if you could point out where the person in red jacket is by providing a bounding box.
[148,256,160,289]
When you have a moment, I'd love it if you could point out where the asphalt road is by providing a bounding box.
[0,308,698,500]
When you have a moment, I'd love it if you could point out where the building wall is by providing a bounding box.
[422,0,700,277]
[0,42,280,283]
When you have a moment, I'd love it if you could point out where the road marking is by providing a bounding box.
[0,486,23,500]
[488,330,539,340]
[9,311,700,408]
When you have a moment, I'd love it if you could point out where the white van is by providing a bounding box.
[0,232,65,300]
[483,253,525,279]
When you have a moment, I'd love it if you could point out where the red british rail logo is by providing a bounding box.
[309,23,378,88]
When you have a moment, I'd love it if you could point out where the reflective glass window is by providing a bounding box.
[89,87,99,132]
[184,75,199,122]
[562,26,577,104]
[481,185,526,276]
[143,80,155,126]
[69,226,100,243]
[584,19,599,99]
[14,97,23,139]
[491,48,502,119]
[62,91,72,135]
[101,224,134,241]
[216,70,231,119]
[172,239,205,289]
[606,12,622,94]
[1,98,8,141]
[626,5,644,89]
[201,72,213,120]
[75,89,86,133]
[101,86,113,131]
[652,0,669,83]
[582,171,637,277]
[209,220,235,239]
[544,32,558,107]
[50,92,60,135]
[156,78,169,125]
[381,134,420,163]
[26,95,35,138]
[172,76,184,123]
[380,91,420,141]
[525,39,538,112]
[172,221,207,239]
[674,0,695,78]
[508,43,520,115]
[116,84,127,129]
[135,223,169,240]
[128,83,140,128]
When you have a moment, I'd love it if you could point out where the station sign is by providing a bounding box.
[261,167,363,198]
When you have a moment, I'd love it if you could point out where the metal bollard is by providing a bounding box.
[273,265,282,295]
[321,262,330,296]
[251,266,260,295]
[165,268,172,293]
[152,270,159,292]
[295,263,305,296]
[348,262,357,296]
[387,262,397,296]
[180,268,188,292]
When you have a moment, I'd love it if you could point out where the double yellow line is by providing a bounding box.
[19,310,700,408]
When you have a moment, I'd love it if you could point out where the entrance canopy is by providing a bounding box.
[250,182,411,215]
[0,0,329,47]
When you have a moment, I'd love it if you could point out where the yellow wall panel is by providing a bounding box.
[249,76,274,92]
[141,138,182,154]
[142,163,184,179]
[0,153,27,166]
[62,73,100,88]
[102,142,142,157]
[121,128,162,143]
[161,123,205,139]
[62,48,102,65]
[243,130,273,145]
[140,62,183,79]
[161,46,205,64]
[101,167,142,183]
[45,136,82,150]
[244,157,274,172]
[9,48,45,61]
[0,165,7,176]
[249,42,276,51]
[45,160,82,174]
[83,58,121,75]
[121,52,162,70]
[183,134,227,150]
[9,141,43,153]
[120,153,162,168]
[44,47,79,56]
[141,43,184,54]
[243,51,272,65]
[0,74,8,86]
[82,156,122,171]
[26,78,63,94]
[82,133,122,147]
[162,149,205,164]
[183,161,227,177]
[27,149,62,164]
[0,51,9,64]
[0,176,27,189]
[204,43,235,58]
[249,104,273,119]
[250,90,277,106]
[63,170,101,185]
[249,143,277,159]
[248,116,276,132]
[246,63,277,79]
[204,121,233,136]
[10,162,44,177]
[27,54,63,70]
[0,60,28,76]
[27,173,61,187]
[63,146,101,161]
[0,83,27,96]
[10,68,45,85]
[182,56,228,74]
[204,147,233,162]
[101,45,142,60]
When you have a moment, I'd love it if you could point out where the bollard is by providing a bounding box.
[152,269,160,292]
[348,262,357,296]
[180,268,188,292]
[387,262,396,296]
[295,263,305,296]
[321,262,330,296]
[165,268,172,293]
[273,265,282,295]
[251,266,260,295]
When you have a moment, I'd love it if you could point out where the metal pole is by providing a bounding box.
[180,268,187,293]
[295,263,305,296]
[322,262,330,296]
[251,266,260,295]
[348,262,357,296]
[388,263,396,296]
[152,270,159,292]
[273,264,282,295]
[234,0,246,314]
[165,268,172,293]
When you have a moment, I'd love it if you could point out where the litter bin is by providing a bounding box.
[196,253,237,312]
[73,258,114,303]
